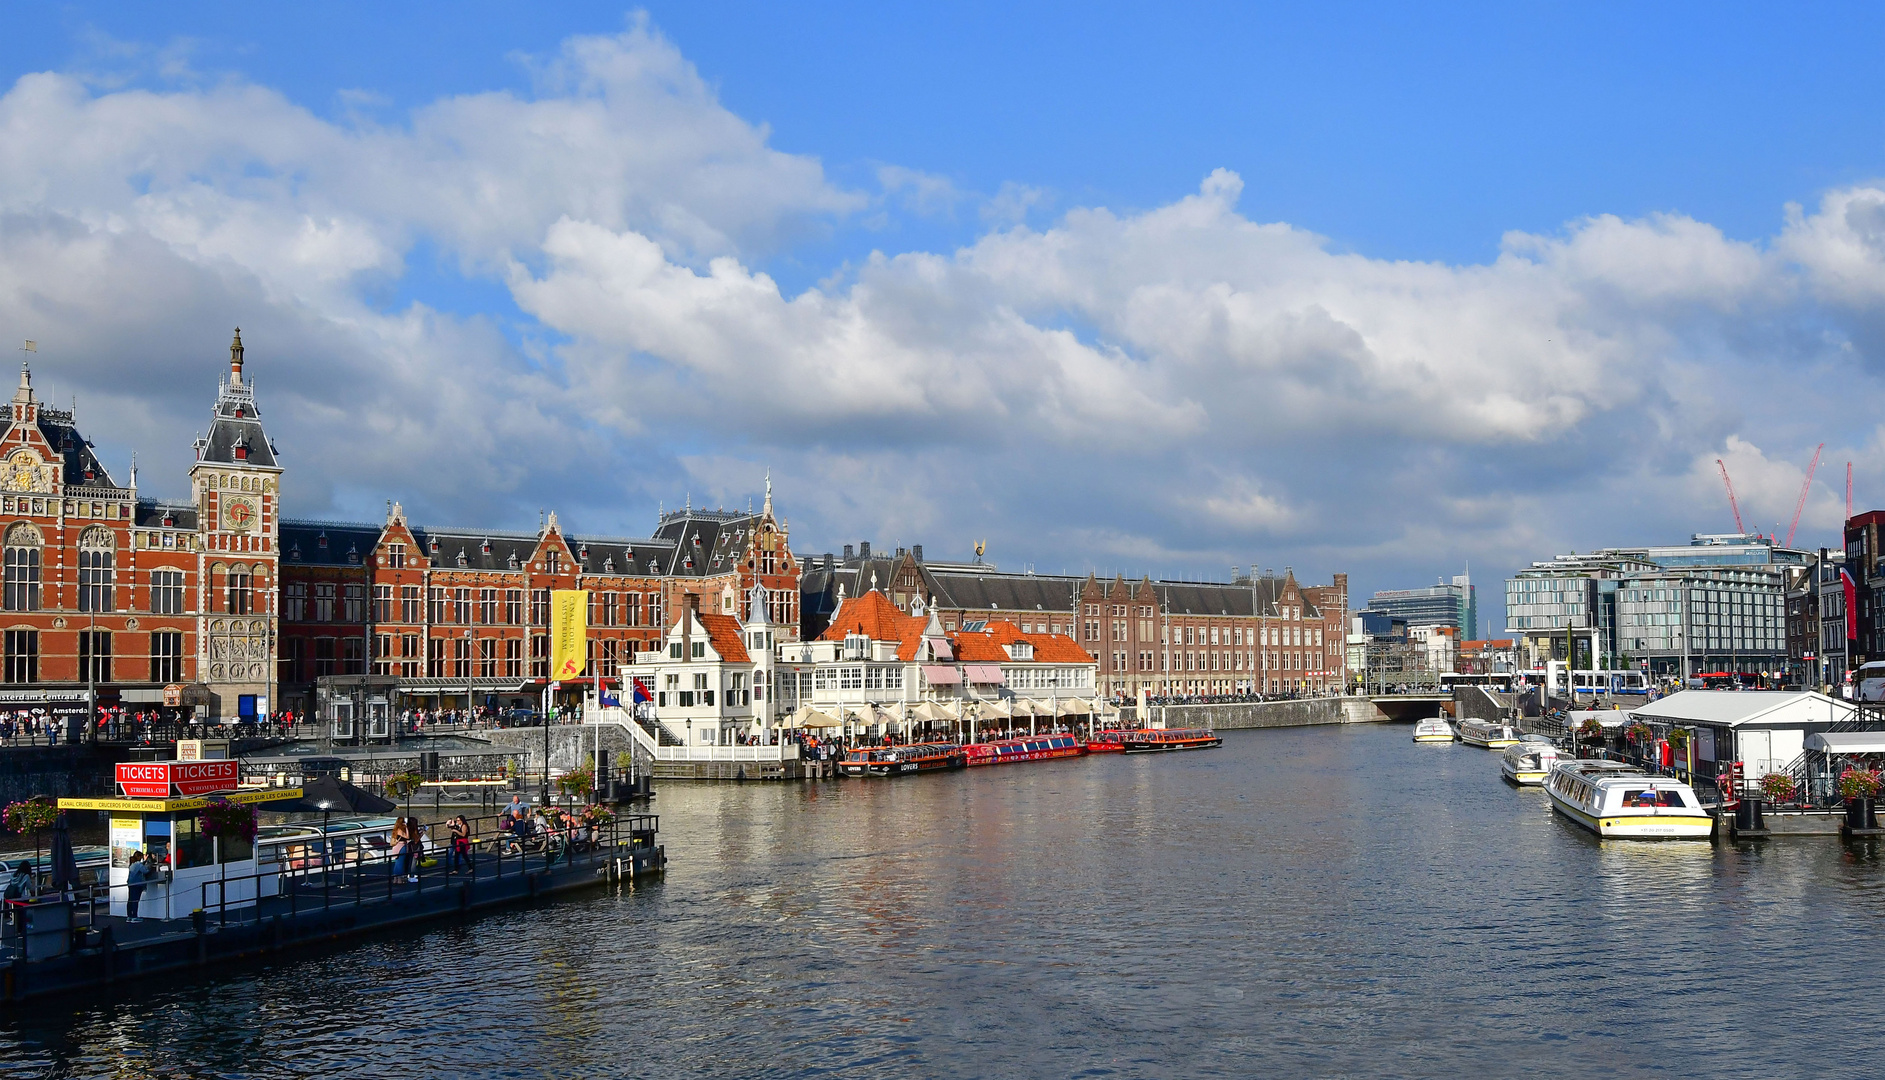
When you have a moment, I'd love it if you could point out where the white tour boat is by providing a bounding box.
[1544,759,1714,839]
[1499,736,1561,785]
[1412,717,1456,743]
[1456,718,1522,749]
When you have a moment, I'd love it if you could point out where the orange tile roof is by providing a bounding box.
[697,612,751,663]
[950,620,1094,665]
[817,589,927,660]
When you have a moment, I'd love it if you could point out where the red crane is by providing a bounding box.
[1716,459,1744,534]
[1784,443,1824,548]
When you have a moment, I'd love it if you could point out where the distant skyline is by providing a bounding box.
[4,4,1885,635]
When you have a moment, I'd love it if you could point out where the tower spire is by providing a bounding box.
[229,328,245,388]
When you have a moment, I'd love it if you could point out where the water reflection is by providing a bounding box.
[3,726,1885,1076]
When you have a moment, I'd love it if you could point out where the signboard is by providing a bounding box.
[61,788,303,814]
[164,684,183,708]
[115,760,239,798]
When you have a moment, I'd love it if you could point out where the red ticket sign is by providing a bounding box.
[116,760,239,798]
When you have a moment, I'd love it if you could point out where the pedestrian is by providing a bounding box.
[448,815,474,874]
[125,851,154,922]
[389,818,416,883]
[3,860,36,902]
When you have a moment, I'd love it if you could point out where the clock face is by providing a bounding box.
[224,497,257,532]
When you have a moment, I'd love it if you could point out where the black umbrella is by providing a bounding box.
[264,775,396,815]
[47,813,79,897]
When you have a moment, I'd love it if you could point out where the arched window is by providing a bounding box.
[78,527,114,613]
[227,566,252,615]
[3,523,41,612]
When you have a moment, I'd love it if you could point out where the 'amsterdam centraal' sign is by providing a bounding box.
[116,760,239,798]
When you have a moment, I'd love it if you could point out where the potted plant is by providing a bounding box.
[384,770,425,798]
[1758,772,1797,806]
[1577,717,1606,748]
[198,798,258,844]
[1838,766,1883,832]
[557,757,596,802]
[3,798,57,881]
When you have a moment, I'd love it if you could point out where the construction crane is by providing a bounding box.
[1848,461,1855,520]
[1784,443,1824,548]
[1716,459,1744,534]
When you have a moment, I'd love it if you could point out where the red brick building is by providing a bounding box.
[799,547,1349,698]
[0,331,280,722]
[276,486,803,716]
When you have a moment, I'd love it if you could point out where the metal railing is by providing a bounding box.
[199,811,659,929]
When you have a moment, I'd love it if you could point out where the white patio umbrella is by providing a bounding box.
[788,704,841,729]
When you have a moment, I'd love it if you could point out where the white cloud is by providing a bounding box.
[1,22,1885,618]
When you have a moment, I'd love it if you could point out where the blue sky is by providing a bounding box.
[3,4,1885,631]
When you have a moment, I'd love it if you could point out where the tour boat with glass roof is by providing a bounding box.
[1499,736,1561,785]
[838,743,967,777]
[1120,728,1222,753]
[1457,718,1522,749]
[1544,759,1713,839]
[963,733,1088,766]
[1412,717,1456,743]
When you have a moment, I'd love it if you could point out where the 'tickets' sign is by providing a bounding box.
[115,760,239,798]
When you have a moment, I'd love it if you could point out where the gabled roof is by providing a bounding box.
[698,613,751,663]
[135,501,198,530]
[1631,690,1855,729]
[281,520,381,567]
[817,589,927,660]
[654,507,771,577]
[950,620,1094,665]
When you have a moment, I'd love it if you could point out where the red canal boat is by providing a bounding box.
[1120,728,1222,753]
[962,733,1088,766]
[838,742,968,777]
[1085,730,1129,754]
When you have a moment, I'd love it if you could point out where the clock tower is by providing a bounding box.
[189,329,283,721]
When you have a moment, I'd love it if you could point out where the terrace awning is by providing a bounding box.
[963,665,1005,685]
[1806,732,1885,755]
[922,665,962,686]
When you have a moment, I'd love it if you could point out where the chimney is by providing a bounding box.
[912,544,923,562]
[844,544,855,560]
[860,541,871,558]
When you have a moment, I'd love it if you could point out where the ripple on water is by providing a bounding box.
[4,726,1885,1077]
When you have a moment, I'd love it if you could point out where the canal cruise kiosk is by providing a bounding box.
[58,756,302,921]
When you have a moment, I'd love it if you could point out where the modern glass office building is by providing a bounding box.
[1366,575,1476,640]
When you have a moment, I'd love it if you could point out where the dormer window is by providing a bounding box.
[1006,641,1034,661]
[289,543,302,561]
[429,538,440,553]
[603,556,614,573]
[457,549,468,568]
[317,532,328,549]
[162,513,175,527]
[578,545,589,559]
[346,544,360,565]
[844,633,868,660]
[692,533,701,547]
[233,444,247,461]
[507,552,519,570]
[648,560,658,573]
[482,538,492,554]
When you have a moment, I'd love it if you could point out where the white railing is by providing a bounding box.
[583,713,799,763]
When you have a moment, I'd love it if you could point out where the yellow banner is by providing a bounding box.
[551,589,589,682]
[59,788,304,814]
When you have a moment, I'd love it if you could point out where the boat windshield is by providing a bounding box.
[1622,788,1691,808]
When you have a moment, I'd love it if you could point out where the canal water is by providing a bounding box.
[2,723,1882,1078]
